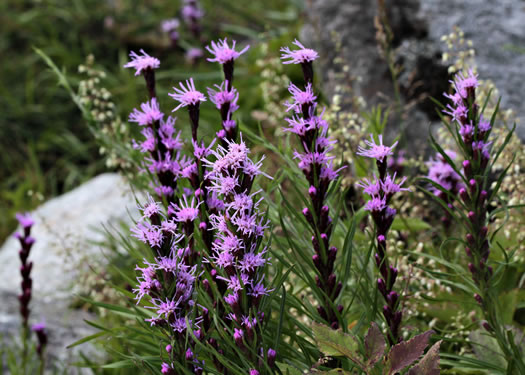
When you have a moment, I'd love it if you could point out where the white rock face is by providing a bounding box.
[0,173,139,370]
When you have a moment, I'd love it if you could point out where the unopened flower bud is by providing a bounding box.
[474,293,483,305]
[459,188,469,202]
[463,160,472,178]
[469,179,477,192]
[185,348,194,361]
[267,348,277,368]
[479,190,488,205]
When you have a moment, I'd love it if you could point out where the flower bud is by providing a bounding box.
[185,348,194,361]
[469,179,477,192]
[474,293,483,305]
[479,190,488,205]
[463,160,472,178]
[165,344,172,353]
[233,328,244,348]
[267,348,277,368]
[459,188,469,202]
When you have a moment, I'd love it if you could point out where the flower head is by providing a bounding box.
[280,39,319,65]
[169,78,206,112]
[206,38,250,64]
[124,50,160,76]
[172,196,202,223]
[356,177,381,196]
[207,81,239,109]
[161,18,180,33]
[16,213,34,229]
[285,82,317,113]
[452,69,479,99]
[129,98,164,126]
[357,134,398,162]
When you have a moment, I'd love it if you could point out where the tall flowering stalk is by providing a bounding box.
[14,213,48,373]
[203,137,276,374]
[132,202,202,374]
[206,38,249,142]
[356,135,409,345]
[170,78,217,254]
[125,51,187,205]
[431,70,525,372]
[280,40,344,329]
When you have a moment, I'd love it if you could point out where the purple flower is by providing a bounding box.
[124,49,160,76]
[182,3,204,22]
[478,115,491,133]
[381,173,410,196]
[364,197,387,212]
[356,134,398,162]
[129,98,164,126]
[207,81,239,109]
[280,39,319,65]
[169,78,207,112]
[185,47,204,64]
[161,18,180,33]
[444,103,468,123]
[285,82,317,113]
[31,321,48,356]
[161,362,175,375]
[427,151,461,194]
[172,196,201,223]
[356,177,381,196]
[452,69,479,99]
[206,38,250,65]
[16,212,34,229]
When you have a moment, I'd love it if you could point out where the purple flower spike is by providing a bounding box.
[280,39,319,65]
[124,49,160,76]
[169,78,207,112]
[356,134,398,163]
[129,98,164,126]
[206,38,250,65]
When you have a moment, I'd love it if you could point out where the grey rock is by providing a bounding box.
[418,0,525,138]
[305,0,525,143]
[0,173,139,372]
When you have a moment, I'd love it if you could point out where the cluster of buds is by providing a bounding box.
[356,135,409,344]
[280,40,344,329]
